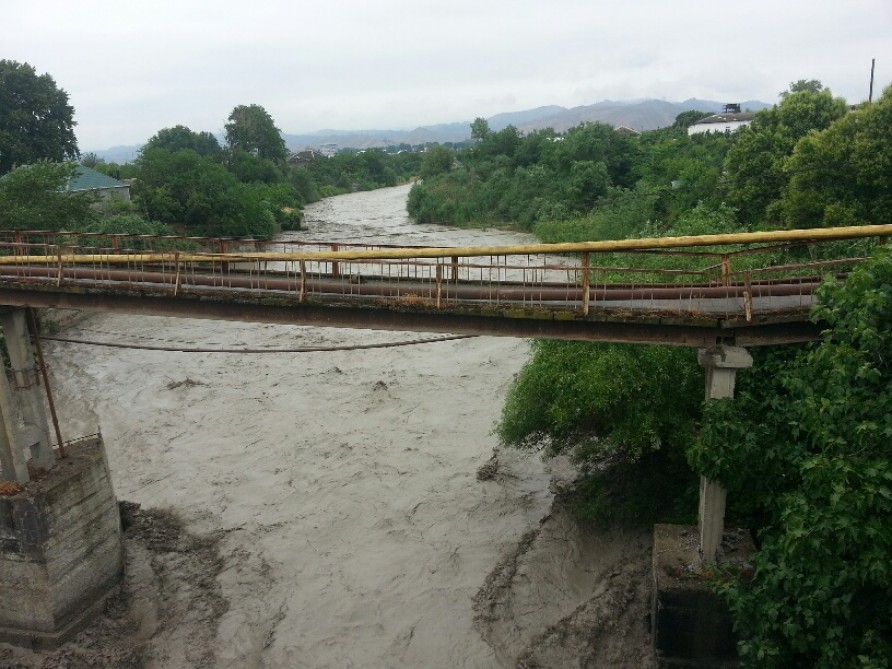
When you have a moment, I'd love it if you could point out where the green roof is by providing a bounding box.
[66,166,128,191]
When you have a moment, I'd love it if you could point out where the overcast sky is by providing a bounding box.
[5,0,891,151]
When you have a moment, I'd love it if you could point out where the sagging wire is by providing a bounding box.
[37,333,478,354]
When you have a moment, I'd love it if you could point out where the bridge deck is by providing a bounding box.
[0,224,888,347]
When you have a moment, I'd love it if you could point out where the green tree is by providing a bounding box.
[497,339,702,523]
[780,85,892,227]
[420,145,454,179]
[470,117,491,141]
[227,149,285,184]
[143,125,222,158]
[782,78,825,97]
[690,247,892,668]
[672,110,712,130]
[0,60,78,175]
[0,161,96,230]
[134,147,276,237]
[224,104,288,162]
[723,83,848,226]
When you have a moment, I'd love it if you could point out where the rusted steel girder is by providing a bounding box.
[0,283,821,348]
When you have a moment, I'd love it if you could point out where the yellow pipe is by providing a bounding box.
[0,224,889,265]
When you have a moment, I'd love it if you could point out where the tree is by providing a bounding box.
[781,79,824,97]
[0,161,97,230]
[0,162,96,230]
[143,125,222,158]
[224,104,287,162]
[470,117,491,141]
[673,110,712,130]
[723,83,848,226]
[497,339,702,523]
[134,147,276,237]
[780,85,892,227]
[420,145,454,179]
[690,247,892,668]
[0,60,78,175]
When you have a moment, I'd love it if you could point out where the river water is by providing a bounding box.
[38,184,652,668]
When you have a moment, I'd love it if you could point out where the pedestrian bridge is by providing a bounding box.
[0,224,889,347]
[0,223,889,646]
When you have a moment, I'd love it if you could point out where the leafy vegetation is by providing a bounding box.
[0,60,78,175]
[490,83,892,666]
[0,162,96,230]
[691,248,892,668]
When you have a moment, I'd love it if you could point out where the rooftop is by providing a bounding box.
[66,166,129,192]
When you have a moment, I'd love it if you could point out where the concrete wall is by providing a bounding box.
[0,437,122,648]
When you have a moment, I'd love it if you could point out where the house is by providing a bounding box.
[66,166,131,201]
[687,103,756,136]
[288,150,318,166]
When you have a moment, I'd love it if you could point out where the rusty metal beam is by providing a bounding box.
[0,286,821,348]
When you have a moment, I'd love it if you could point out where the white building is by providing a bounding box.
[688,104,756,136]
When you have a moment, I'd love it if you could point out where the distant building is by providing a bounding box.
[615,125,641,137]
[319,143,338,158]
[687,103,756,136]
[66,166,131,201]
[288,150,318,165]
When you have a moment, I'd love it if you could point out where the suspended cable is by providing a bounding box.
[37,333,478,354]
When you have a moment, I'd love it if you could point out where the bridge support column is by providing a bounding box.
[696,345,752,564]
[0,308,123,647]
[0,309,55,481]
[0,308,57,483]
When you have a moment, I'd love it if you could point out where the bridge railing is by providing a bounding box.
[0,226,887,321]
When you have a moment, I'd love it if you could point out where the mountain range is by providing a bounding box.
[91,98,771,162]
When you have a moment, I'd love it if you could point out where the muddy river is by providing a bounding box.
[5,184,653,668]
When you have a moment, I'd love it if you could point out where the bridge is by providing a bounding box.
[0,224,888,347]
[0,223,889,650]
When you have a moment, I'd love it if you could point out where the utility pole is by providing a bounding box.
[869,58,876,103]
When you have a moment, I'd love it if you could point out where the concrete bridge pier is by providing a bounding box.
[0,309,55,481]
[696,345,753,564]
[0,307,123,649]
[652,345,753,668]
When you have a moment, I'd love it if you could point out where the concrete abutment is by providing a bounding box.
[0,307,123,649]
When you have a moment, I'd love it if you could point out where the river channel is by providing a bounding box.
[29,184,652,668]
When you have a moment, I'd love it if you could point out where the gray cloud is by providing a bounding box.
[5,0,891,149]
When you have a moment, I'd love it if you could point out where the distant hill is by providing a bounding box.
[279,98,771,151]
[89,98,772,160]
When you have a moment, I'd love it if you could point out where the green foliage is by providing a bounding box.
[303,149,404,194]
[780,85,892,227]
[227,149,285,184]
[79,213,174,237]
[498,340,701,460]
[134,147,276,237]
[420,145,454,179]
[0,161,97,230]
[0,60,78,175]
[534,184,660,242]
[224,104,287,162]
[144,125,222,158]
[673,110,713,130]
[497,340,702,524]
[691,247,892,668]
[723,83,848,226]
[408,116,733,232]
[470,117,491,141]
[289,166,321,203]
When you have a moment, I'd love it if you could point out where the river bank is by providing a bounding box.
[0,185,654,668]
